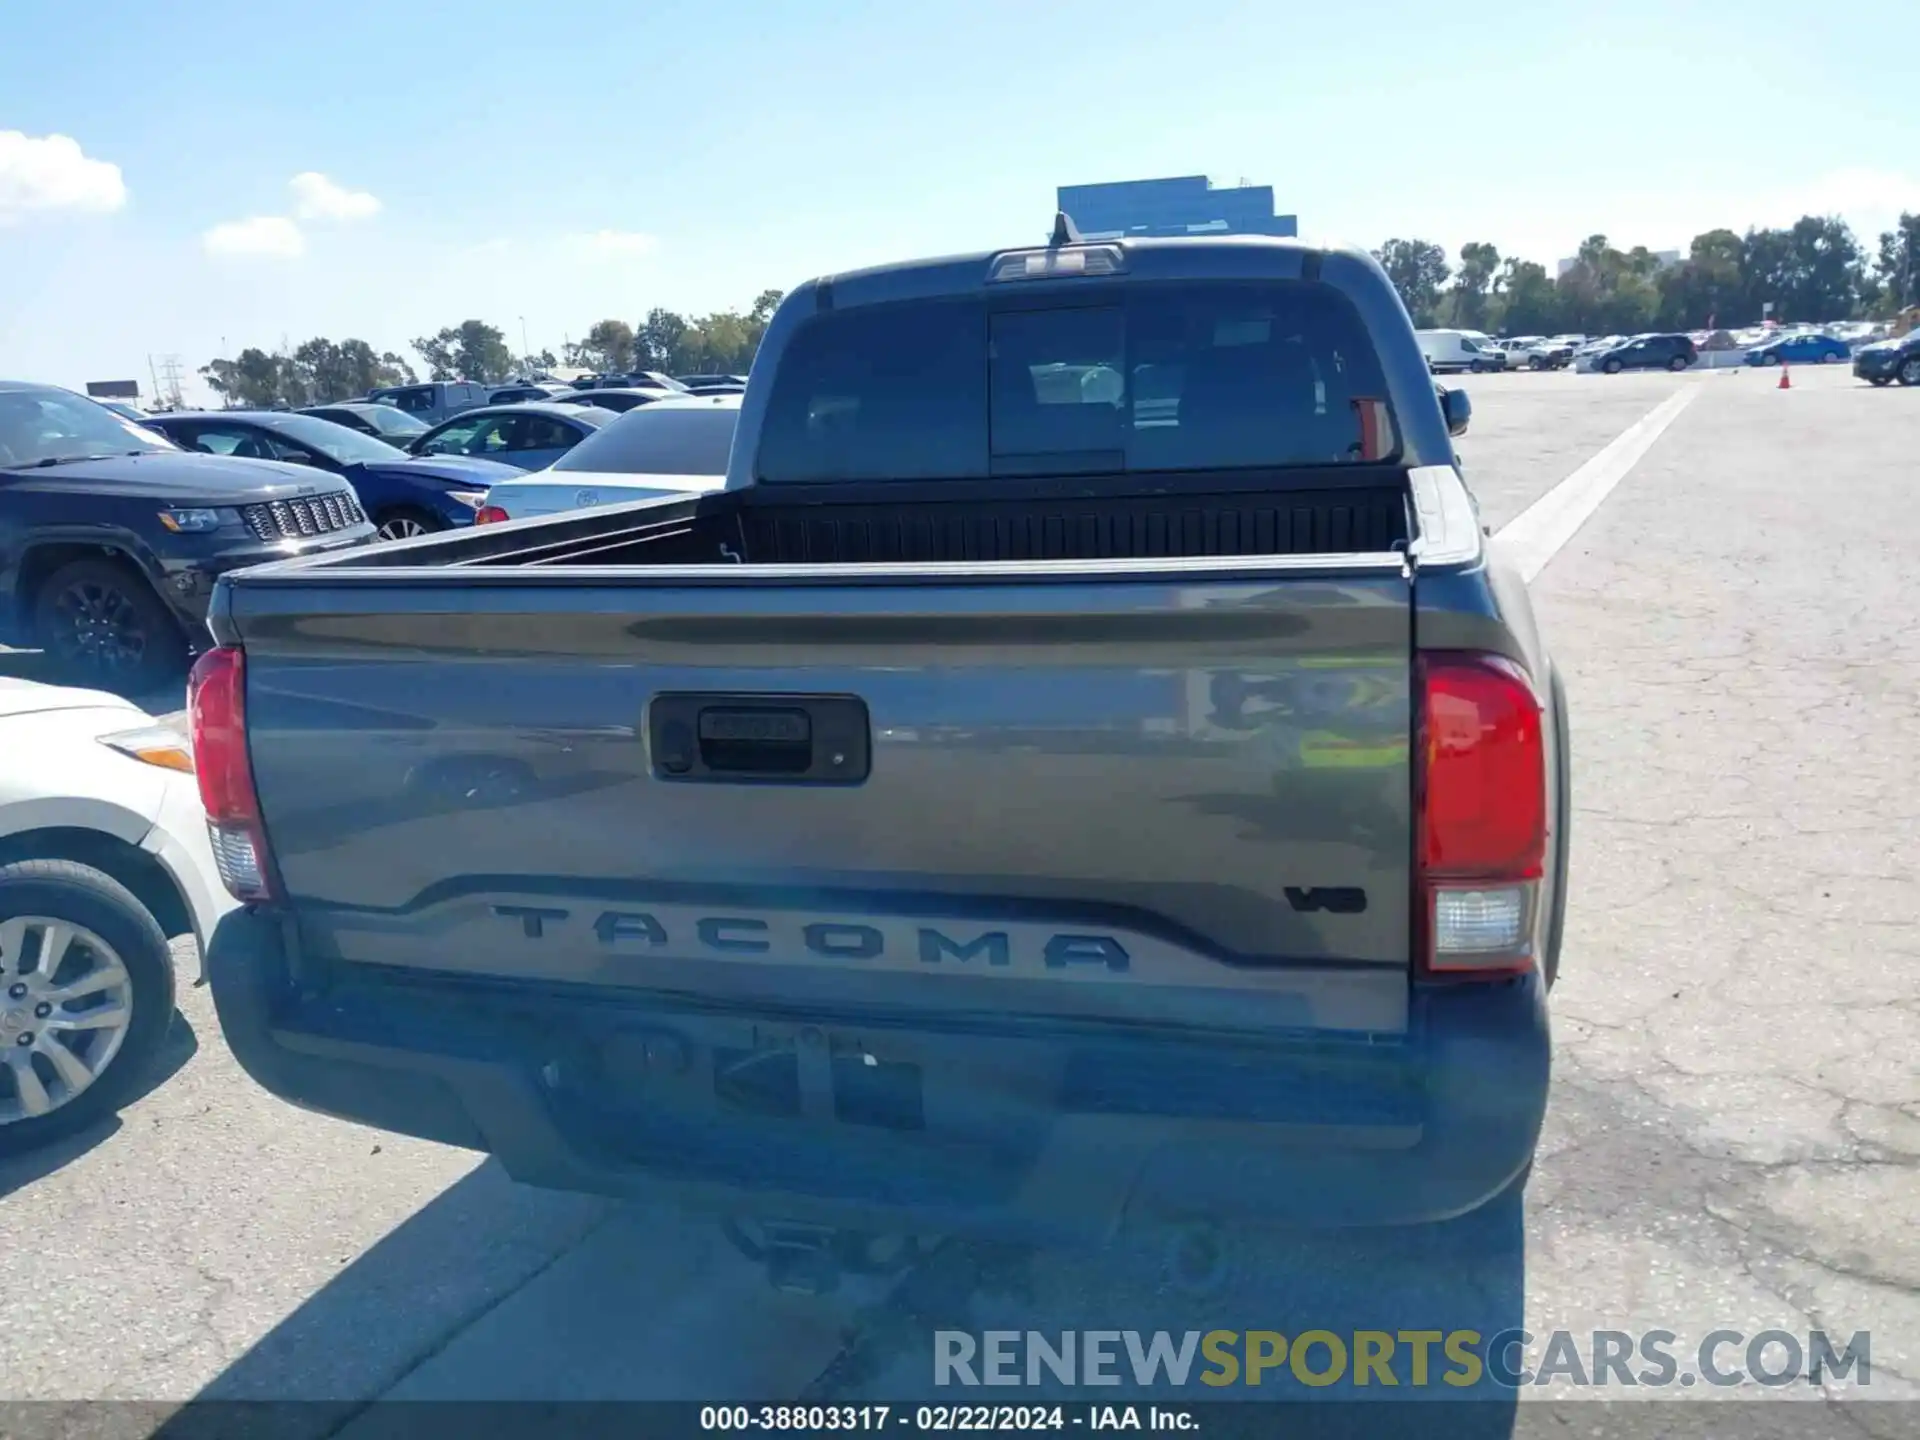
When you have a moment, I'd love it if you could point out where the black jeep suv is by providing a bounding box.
[0,382,375,690]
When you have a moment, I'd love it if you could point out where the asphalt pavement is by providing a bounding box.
[3,362,1915,1433]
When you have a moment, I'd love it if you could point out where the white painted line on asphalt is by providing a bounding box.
[1496,384,1700,583]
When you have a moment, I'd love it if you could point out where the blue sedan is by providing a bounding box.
[407,401,616,472]
[1746,333,1850,366]
[142,410,521,541]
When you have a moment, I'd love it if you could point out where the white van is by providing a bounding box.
[1416,329,1499,374]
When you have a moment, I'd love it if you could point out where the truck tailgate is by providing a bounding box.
[231,563,1414,1036]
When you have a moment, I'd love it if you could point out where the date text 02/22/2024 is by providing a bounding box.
[698,1405,1194,1432]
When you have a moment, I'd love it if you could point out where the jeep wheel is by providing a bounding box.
[1602,357,1623,374]
[34,557,187,693]
[1900,357,1920,387]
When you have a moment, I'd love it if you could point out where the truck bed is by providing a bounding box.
[286,469,1412,573]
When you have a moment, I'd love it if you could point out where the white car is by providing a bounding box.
[0,678,232,1152]
[1495,336,1545,367]
[1500,337,1572,371]
[477,394,741,524]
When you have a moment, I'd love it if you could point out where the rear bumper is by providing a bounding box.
[206,908,1550,1238]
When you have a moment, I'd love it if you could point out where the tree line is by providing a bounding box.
[199,289,786,409]
[1375,212,1920,336]
[201,338,418,411]
[197,212,1920,409]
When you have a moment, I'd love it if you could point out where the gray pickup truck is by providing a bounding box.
[190,224,1569,1280]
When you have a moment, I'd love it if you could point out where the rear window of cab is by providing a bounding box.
[754,281,1398,484]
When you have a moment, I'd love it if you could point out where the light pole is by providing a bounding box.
[519,316,532,375]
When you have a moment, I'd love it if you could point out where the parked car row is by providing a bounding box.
[1423,329,1698,375]
[1417,329,1580,373]
[138,409,520,541]
[1425,321,1878,378]
[362,372,747,427]
[0,377,750,691]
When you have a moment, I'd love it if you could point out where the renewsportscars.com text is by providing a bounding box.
[933,1329,1871,1390]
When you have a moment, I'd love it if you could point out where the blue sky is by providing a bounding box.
[3,0,1915,400]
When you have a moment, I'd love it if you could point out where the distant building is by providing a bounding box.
[1056,176,1298,241]
[1556,249,1681,278]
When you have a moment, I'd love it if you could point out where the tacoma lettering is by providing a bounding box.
[486,906,1132,973]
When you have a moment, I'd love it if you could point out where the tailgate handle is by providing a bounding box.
[699,707,811,773]
[650,694,871,785]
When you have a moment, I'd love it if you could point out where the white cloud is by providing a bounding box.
[202,215,306,259]
[0,131,127,225]
[563,229,659,260]
[289,171,381,222]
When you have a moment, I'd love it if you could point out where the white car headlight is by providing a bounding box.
[98,725,195,774]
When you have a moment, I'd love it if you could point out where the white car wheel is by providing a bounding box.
[0,861,175,1153]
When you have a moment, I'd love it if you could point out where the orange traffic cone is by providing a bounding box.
[1778,363,1791,390]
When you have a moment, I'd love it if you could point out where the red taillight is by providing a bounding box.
[187,646,276,901]
[1416,653,1546,979]
[474,505,509,525]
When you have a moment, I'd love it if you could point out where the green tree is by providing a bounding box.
[580,318,637,373]
[202,338,415,408]
[339,339,416,393]
[201,348,292,408]
[451,320,513,383]
[292,338,350,404]
[636,307,689,370]
[1444,242,1501,329]
[1657,229,1744,330]
[1873,214,1920,313]
[1493,258,1560,335]
[411,331,457,381]
[1553,234,1659,335]
[1372,238,1450,326]
[1738,218,1865,323]
[411,321,513,383]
